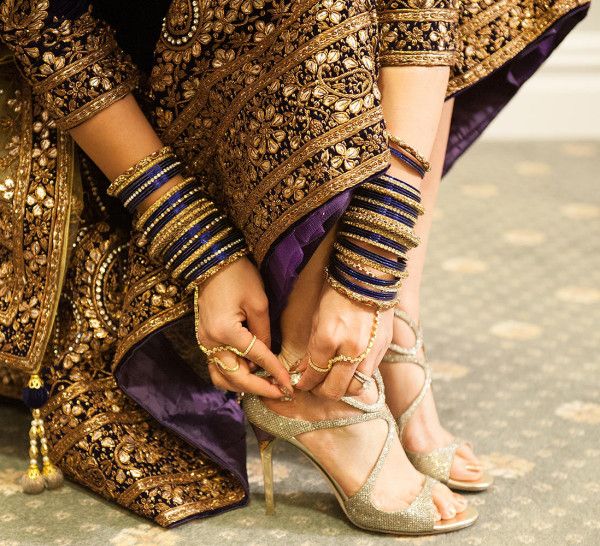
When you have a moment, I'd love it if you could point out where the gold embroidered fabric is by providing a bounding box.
[0,2,138,129]
[377,0,460,66]
[42,221,244,526]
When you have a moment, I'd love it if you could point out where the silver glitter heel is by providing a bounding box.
[242,372,478,535]
[383,309,493,492]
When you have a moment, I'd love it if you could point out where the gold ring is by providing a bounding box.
[211,357,240,373]
[308,355,332,374]
[240,335,257,357]
[327,311,380,368]
[198,335,257,359]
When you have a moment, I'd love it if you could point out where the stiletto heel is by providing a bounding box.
[383,309,493,492]
[243,372,478,535]
[256,434,276,515]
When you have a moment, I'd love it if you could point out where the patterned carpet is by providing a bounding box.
[1,141,599,546]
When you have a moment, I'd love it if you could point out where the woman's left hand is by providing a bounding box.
[295,283,394,399]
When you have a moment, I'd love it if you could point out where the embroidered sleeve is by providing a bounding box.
[376,0,459,67]
[0,1,138,129]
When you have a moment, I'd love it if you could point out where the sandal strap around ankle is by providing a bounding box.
[383,309,432,438]
[384,309,425,365]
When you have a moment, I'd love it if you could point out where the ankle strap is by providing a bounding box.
[385,309,425,367]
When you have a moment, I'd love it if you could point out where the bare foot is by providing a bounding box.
[262,348,468,520]
[380,314,484,483]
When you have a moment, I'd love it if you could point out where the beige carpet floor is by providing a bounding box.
[1,141,599,546]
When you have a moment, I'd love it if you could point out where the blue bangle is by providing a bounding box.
[340,223,409,254]
[356,187,419,219]
[169,221,230,271]
[118,157,180,203]
[162,211,223,262]
[378,174,421,198]
[125,163,183,212]
[179,232,243,280]
[140,179,198,231]
[331,256,398,286]
[329,266,397,301]
[338,239,406,272]
[182,238,246,283]
[367,177,421,205]
[145,190,204,241]
[389,147,426,178]
[350,197,416,229]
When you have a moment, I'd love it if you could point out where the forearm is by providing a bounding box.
[69,93,181,211]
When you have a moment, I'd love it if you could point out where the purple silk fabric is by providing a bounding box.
[114,4,590,523]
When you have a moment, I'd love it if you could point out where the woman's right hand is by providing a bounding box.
[195,257,292,399]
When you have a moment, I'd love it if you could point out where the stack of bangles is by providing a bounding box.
[107,146,249,291]
[326,134,429,309]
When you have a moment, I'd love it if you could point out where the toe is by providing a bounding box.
[432,483,459,520]
[452,493,468,514]
[450,443,484,482]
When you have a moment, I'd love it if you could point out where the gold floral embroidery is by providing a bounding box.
[448,0,589,95]
[150,0,389,263]
[40,222,245,526]
[0,4,138,129]
[377,0,460,66]
[0,58,73,374]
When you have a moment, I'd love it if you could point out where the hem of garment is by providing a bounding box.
[443,3,591,175]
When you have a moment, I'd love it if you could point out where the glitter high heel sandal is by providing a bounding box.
[383,309,493,493]
[242,371,478,535]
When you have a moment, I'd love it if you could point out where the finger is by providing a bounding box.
[209,355,284,399]
[295,332,337,392]
[313,336,366,400]
[245,335,292,393]
[244,296,272,349]
[220,326,292,393]
[344,345,384,396]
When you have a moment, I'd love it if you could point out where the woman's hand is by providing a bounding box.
[195,257,292,398]
[295,283,394,399]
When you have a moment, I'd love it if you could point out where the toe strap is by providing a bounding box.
[405,439,461,484]
[347,475,438,533]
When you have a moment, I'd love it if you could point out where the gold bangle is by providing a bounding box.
[165,215,227,269]
[328,310,380,367]
[184,248,249,292]
[334,242,409,279]
[108,146,174,196]
[135,176,196,228]
[138,186,205,243]
[325,270,398,310]
[171,226,235,278]
[345,209,421,248]
[338,230,406,260]
[384,131,431,173]
[360,182,425,216]
[148,200,216,258]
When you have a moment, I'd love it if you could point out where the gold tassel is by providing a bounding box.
[37,410,64,490]
[21,414,45,494]
[20,375,64,493]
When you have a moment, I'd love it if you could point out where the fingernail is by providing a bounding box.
[279,385,291,397]
[447,507,456,518]
[279,395,292,402]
